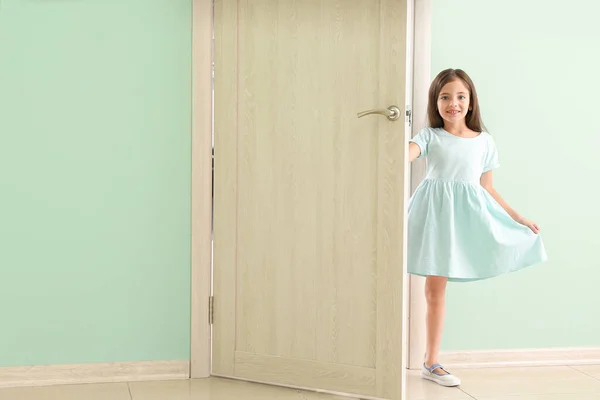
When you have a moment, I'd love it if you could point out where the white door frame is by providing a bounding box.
[189,0,432,379]
[407,0,432,371]
[190,0,213,378]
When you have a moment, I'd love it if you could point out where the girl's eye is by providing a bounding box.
[459,96,466,100]
[440,96,448,100]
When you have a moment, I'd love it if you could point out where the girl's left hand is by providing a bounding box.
[519,218,540,234]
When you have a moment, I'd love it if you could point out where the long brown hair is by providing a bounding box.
[427,68,487,133]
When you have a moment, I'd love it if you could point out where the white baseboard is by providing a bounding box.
[440,347,600,369]
[0,360,190,389]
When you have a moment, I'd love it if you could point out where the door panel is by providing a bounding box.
[213,1,409,398]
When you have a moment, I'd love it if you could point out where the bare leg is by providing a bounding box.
[424,275,448,374]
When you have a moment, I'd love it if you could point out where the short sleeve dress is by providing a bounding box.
[407,127,547,282]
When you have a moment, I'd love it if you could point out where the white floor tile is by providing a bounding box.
[477,394,600,400]
[455,366,600,398]
[571,365,600,379]
[2,365,600,400]
[129,378,350,400]
[405,370,474,399]
[0,382,131,400]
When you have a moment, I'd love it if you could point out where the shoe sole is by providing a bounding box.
[421,372,461,387]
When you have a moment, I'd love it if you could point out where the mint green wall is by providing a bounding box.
[431,0,600,350]
[0,1,192,366]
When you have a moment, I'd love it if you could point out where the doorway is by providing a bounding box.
[190,0,432,399]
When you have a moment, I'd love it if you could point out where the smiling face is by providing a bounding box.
[436,79,472,125]
[427,68,485,132]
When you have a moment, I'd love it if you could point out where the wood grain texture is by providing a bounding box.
[212,0,238,376]
[234,0,379,368]
[376,0,409,398]
[233,351,376,396]
[213,0,409,398]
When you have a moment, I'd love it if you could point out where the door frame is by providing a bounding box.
[190,0,433,379]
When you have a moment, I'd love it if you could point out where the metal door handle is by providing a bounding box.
[357,105,400,121]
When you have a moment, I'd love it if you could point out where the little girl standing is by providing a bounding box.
[407,68,547,387]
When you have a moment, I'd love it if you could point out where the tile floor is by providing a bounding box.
[2,365,600,400]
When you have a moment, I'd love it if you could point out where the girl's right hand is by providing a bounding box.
[520,218,540,234]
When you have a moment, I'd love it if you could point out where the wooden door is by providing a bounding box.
[213,1,410,399]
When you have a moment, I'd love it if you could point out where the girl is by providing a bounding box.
[407,69,547,387]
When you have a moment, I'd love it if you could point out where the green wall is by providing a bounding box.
[0,0,192,366]
[3,0,595,368]
[431,0,600,350]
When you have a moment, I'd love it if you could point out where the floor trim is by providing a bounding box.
[440,347,600,369]
[0,360,190,389]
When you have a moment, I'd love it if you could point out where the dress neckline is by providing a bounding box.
[440,128,483,139]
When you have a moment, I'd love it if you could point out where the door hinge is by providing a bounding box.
[208,296,214,325]
[405,107,412,127]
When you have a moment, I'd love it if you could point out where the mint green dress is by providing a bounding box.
[408,127,547,282]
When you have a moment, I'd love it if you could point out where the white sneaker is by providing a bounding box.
[421,363,461,387]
